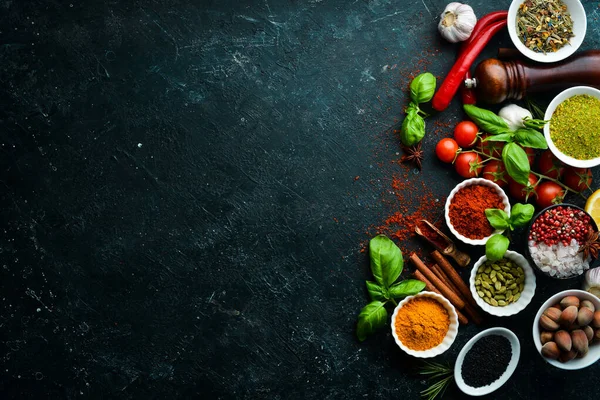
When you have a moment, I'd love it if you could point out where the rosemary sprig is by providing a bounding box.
[419,362,454,400]
[524,97,546,120]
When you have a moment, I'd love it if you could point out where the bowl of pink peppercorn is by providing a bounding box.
[526,204,598,279]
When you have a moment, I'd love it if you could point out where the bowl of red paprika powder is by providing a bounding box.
[445,178,511,245]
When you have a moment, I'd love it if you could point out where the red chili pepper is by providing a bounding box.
[460,11,508,105]
[432,19,507,112]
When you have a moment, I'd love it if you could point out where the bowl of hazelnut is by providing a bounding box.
[532,289,600,370]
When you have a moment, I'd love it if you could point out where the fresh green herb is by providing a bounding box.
[485,234,510,262]
[509,203,535,228]
[514,128,547,149]
[410,72,436,104]
[420,362,454,400]
[401,109,426,147]
[399,72,436,147]
[484,132,514,143]
[517,0,574,54]
[502,142,530,185]
[484,203,535,260]
[356,235,425,341]
[463,104,510,135]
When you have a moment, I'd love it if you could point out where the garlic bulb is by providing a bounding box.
[498,103,533,131]
[583,267,600,297]
[438,3,477,43]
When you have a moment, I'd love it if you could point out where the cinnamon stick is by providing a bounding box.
[414,270,469,325]
[431,264,462,296]
[409,253,465,310]
[431,250,476,307]
[431,250,484,324]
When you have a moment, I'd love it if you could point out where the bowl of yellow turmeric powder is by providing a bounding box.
[390,292,459,357]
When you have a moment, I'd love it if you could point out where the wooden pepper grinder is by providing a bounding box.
[465,50,600,104]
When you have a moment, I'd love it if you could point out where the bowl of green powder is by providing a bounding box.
[544,86,600,168]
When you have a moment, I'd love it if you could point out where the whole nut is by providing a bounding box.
[559,349,578,363]
[594,328,600,343]
[592,311,600,328]
[554,330,572,352]
[540,331,554,345]
[583,325,594,343]
[577,346,589,358]
[560,296,580,309]
[581,300,596,312]
[541,341,560,360]
[577,307,594,326]
[559,306,578,327]
[571,330,589,354]
[540,314,560,331]
[543,307,562,323]
[551,303,562,310]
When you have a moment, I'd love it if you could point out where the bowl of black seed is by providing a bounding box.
[454,327,521,396]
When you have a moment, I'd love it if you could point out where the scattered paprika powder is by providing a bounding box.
[448,184,505,239]
[394,296,450,350]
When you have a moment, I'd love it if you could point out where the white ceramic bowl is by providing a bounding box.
[455,327,521,396]
[544,86,600,168]
[532,289,600,370]
[508,0,586,63]
[470,250,536,317]
[445,178,510,245]
[390,292,458,358]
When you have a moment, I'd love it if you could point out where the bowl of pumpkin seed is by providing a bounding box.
[469,250,537,317]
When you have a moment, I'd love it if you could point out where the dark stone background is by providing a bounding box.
[1,0,600,398]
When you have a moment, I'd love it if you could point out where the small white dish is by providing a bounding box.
[455,327,521,396]
[444,178,510,245]
[507,0,586,63]
[532,289,600,370]
[390,292,458,358]
[469,250,536,317]
[544,86,600,168]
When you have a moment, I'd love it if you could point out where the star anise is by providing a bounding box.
[579,229,600,260]
[400,142,424,170]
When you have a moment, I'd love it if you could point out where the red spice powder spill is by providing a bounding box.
[448,185,505,239]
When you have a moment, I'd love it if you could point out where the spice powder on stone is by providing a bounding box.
[394,297,450,351]
[448,184,505,239]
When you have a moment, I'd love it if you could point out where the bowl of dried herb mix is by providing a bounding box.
[544,86,600,168]
[390,292,459,358]
[508,0,586,63]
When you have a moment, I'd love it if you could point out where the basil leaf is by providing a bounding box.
[514,128,548,149]
[502,142,530,185]
[463,104,510,135]
[369,235,403,288]
[410,72,436,104]
[485,209,510,230]
[484,133,514,142]
[400,110,425,147]
[510,203,535,228]
[356,301,388,342]
[366,281,388,301]
[388,279,426,299]
[485,234,510,262]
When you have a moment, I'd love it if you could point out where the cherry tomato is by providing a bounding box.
[535,181,565,209]
[454,152,482,178]
[536,150,564,180]
[436,138,459,163]
[453,121,479,148]
[524,147,536,166]
[508,173,539,202]
[477,133,504,158]
[482,160,508,188]
[562,167,593,192]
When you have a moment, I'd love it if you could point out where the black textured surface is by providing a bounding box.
[461,335,511,388]
[1,0,600,399]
